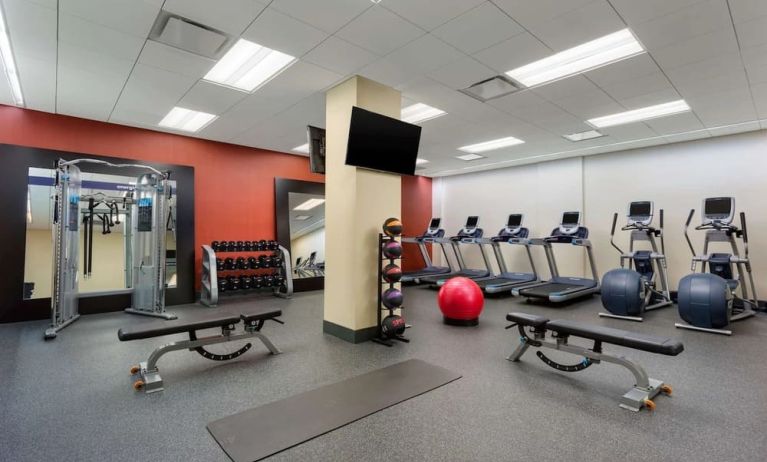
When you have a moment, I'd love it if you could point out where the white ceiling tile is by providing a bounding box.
[60,0,162,38]
[178,81,247,114]
[58,41,135,81]
[473,32,550,74]
[271,0,371,34]
[666,53,747,96]
[255,61,343,102]
[358,57,424,89]
[56,65,127,121]
[729,0,767,24]
[749,81,767,118]
[598,123,659,141]
[742,43,767,84]
[687,88,757,125]
[584,54,659,87]
[551,89,626,120]
[617,87,683,109]
[303,36,379,75]
[59,13,145,61]
[0,71,15,105]
[427,55,495,90]
[531,76,601,102]
[609,0,706,25]
[631,0,731,51]
[241,7,328,58]
[381,0,485,31]
[385,34,464,74]
[112,63,197,118]
[663,131,710,144]
[525,1,625,50]
[734,17,767,50]
[706,120,761,136]
[492,0,593,27]
[600,72,676,103]
[138,40,215,78]
[651,27,739,70]
[336,5,425,55]
[163,0,268,36]
[643,111,705,134]
[431,2,523,54]
[15,56,56,112]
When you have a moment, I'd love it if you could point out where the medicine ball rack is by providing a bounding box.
[374,233,409,347]
[201,241,293,307]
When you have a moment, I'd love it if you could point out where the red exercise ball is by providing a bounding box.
[437,277,484,326]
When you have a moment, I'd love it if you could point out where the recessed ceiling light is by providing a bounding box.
[204,38,296,92]
[563,130,604,142]
[506,29,644,88]
[415,158,429,165]
[401,103,446,124]
[587,100,691,128]
[0,3,24,106]
[294,215,312,221]
[293,198,325,211]
[456,153,486,161]
[159,107,217,132]
[458,136,525,154]
[292,143,310,153]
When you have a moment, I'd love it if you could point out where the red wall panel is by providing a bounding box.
[400,175,433,272]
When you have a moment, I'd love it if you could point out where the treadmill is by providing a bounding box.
[512,211,600,303]
[400,218,453,284]
[421,216,492,287]
[475,214,539,294]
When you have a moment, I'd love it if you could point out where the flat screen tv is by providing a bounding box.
[307,125,326,174]
[345,106,422,176]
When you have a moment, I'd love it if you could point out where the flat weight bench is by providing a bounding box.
[506,312,684,411]
[118,307,283,393]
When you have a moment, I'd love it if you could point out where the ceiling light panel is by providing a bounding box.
[293,198,325,211]
[292,143,310,153]
[401,103,447,124]
[563,130,604,141]
[0,3,23,106]
[415,158,429,165]
[458,136,525,154]
[588,100,691,128]
[204,39,296,92]
[456,154,486,161]
[159,107,218,132]
[506,29,644,88]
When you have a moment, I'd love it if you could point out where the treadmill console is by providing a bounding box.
[627,201,653,227]
[702,197,735,225]
[558,212,581,235]
[423,218,444,238]
[496,214,528,239]
[456,216,483,239]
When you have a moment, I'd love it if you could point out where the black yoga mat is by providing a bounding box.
[207,359,461,462]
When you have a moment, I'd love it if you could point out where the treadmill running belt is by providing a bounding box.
[207,359,461,462]
[520,282,587,298]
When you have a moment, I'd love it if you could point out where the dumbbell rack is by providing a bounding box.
[200,243,293,307]
[373,233,409,347]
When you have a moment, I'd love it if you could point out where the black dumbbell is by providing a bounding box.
[253,276,263,289]
[225,241,235,252]
[264,275,274,287]
[216,258,224,271]
[217,278,227,293]
[211,241,220,251]
[273,274,284,286]
[224,257,235,270]
[264,256,274,268]
[227,275,240,291]
[247,256,258,269]
[241,275,253,290]
[256,240,266,251]
[258,255,267,267]
[267,240,277,250]
[244,241,253,251]
[272,255,282,267]
[236,257,247,269]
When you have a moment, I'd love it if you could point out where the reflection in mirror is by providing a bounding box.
[23,167,178,299]
[289,192,325,279]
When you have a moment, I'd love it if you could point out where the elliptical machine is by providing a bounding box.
[676,197,759,335]
[599,201,672,321]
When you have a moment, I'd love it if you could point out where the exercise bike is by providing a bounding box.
[676,197,759,335]
[600,201,672,321]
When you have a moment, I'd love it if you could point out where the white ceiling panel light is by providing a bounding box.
[506,29,644,88]
[204,39,296,92]
[0,3,24,106]
[456,153,486,161]
[588,100,691,128]
[401,103,447,124]
[159,107,218,132]
[563,130,604,141]
[415,158,429,165]
[293,198,325,211]
[458,136,525,154]
[292,143,310,153]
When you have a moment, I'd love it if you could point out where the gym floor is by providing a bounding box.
[2,289,766,462]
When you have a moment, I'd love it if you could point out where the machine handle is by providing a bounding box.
[609,212,624,255]
[740,212,749,259]
[659,209,664,229]
[683,209,696,257]
[659,209,666,256]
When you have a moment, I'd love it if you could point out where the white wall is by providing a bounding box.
[291,227,325,264]
[432,130,767,294]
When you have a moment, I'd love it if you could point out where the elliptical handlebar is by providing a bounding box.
[659,209,666,256]
[740,212,749,259]
[609,212,624,254]
[684,209,697,258]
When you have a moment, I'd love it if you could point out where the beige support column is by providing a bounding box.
[323,76,401,342]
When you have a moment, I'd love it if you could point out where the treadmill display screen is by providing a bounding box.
[465,216,479,228]
[561,212,579,225]
[429,218,441,229]
[507,214,522,227]
[629,201,652,217]
[705,197,732,216]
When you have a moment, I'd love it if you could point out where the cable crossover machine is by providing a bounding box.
[46,158,176,339]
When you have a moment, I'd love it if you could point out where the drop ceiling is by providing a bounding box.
[1,0,765,177]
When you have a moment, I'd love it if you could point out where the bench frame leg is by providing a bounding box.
[131,328,281,394]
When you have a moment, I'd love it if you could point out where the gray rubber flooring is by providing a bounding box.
[2,288,766,462]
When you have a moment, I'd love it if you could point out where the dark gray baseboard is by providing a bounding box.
[323,320,378,343]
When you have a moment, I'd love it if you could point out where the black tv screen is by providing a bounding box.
[307,125,326,174]
[345,106,422,176]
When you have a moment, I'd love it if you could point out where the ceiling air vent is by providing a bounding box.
[460,76,520,102]
[149,11,232,59]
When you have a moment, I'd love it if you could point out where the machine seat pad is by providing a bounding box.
[506,312,550,328]
[240,307,282,324]
[545,320,684,356]
[118,311,241,341]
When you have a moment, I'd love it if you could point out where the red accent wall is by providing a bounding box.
[401,175,433,271]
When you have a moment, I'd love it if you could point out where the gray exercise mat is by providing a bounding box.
[207,358,461,462]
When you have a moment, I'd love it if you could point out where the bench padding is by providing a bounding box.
[506,312,549,328]
[240,307,282,324]
[118,311,241,341]
[546,319,684,356]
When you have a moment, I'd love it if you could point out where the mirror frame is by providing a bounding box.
[275,178,325,292]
